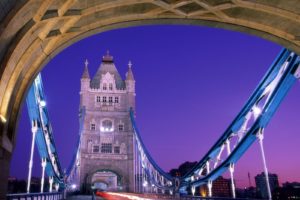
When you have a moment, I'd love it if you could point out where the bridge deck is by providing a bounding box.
[67,195,104,200]
[67,193,255,200]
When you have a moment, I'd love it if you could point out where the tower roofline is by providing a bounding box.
[102,50,113,63]
[126,60,135,81]
[81,59,90,79]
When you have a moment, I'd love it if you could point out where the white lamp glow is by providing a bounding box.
[71,184,77,189]
[253,106,261,116]
[39,100,46,107]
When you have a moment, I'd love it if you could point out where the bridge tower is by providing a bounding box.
[78,52,135,193]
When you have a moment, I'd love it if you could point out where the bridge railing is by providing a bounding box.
[6,192,64,200]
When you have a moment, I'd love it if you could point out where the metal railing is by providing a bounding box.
[6,192,64,200]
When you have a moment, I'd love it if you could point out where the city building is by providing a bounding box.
[78,52,136,193]
[255,172,279,198]
[199,176,232,197]
[273,182,300,199]
[236,187,257,199]
[169,161,197,177]
[7,177,48,193]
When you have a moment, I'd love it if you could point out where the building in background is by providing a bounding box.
[255,172,279,198]
[273,182,300,199]
[199,176,232,197]
[7,177,49,193]
[236,186,257,199]
[78,52,136,192]
[169,161,197,177]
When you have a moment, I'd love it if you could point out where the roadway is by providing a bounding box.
[67,193,256,200]
[67,192,172,200]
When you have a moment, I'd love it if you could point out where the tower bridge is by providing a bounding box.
[1,1,300,199]
[12,48,300,200]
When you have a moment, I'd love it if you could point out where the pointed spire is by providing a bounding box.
[81,59,90,79]
[126,60,135,81]
[128,60,132,68]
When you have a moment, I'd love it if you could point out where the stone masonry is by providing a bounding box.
[78,52,135,193]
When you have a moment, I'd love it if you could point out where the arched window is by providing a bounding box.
[109,83,113,90]
[103,83,107,90]
[101,119,113,132]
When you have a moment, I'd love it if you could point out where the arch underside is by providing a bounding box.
[84,167,127,192]
[91,170,120,191]
[0,0,300,196]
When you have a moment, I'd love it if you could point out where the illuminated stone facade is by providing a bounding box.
[78,52,135,192]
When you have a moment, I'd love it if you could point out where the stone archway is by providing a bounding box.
[91,170,121,191]
[83,167,128,194]
[0,0,300,197]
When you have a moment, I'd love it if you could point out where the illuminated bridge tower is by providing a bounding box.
[79,52,135,192]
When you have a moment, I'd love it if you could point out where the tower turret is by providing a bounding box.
[80,59,90,107]
[125,61,136,110]
[81,59,90,80]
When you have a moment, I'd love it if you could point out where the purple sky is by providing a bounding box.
[10,25,300,188]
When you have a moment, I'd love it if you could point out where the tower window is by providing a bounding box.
[93,146,100,153]
[96,96,101,103]
[118,124,124,131]
[101,143,112,153]
[114,146,120,154]
[103,96,107,103]
[109,97,113,105]
[90,123,96,130]
[115,97,119,103]
[103,83,107,90]
[101,119,113,132]
[109,83,113,90]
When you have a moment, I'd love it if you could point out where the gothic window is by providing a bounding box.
[109,96,113,105]
[103,96,107,103]
[96,96,101,103]
[93,146,100,153]
[114,146,120,154]
[115,97,119,103]
[103,83,107,90]
[101,119,113,132]
[101,143,112,153]
[118,124,124,131]
[90,123,96,131]
[109,83,113,90]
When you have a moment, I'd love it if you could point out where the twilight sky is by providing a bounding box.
[10,25,300,188]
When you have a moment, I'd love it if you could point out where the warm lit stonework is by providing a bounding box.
[78,53,135,193]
